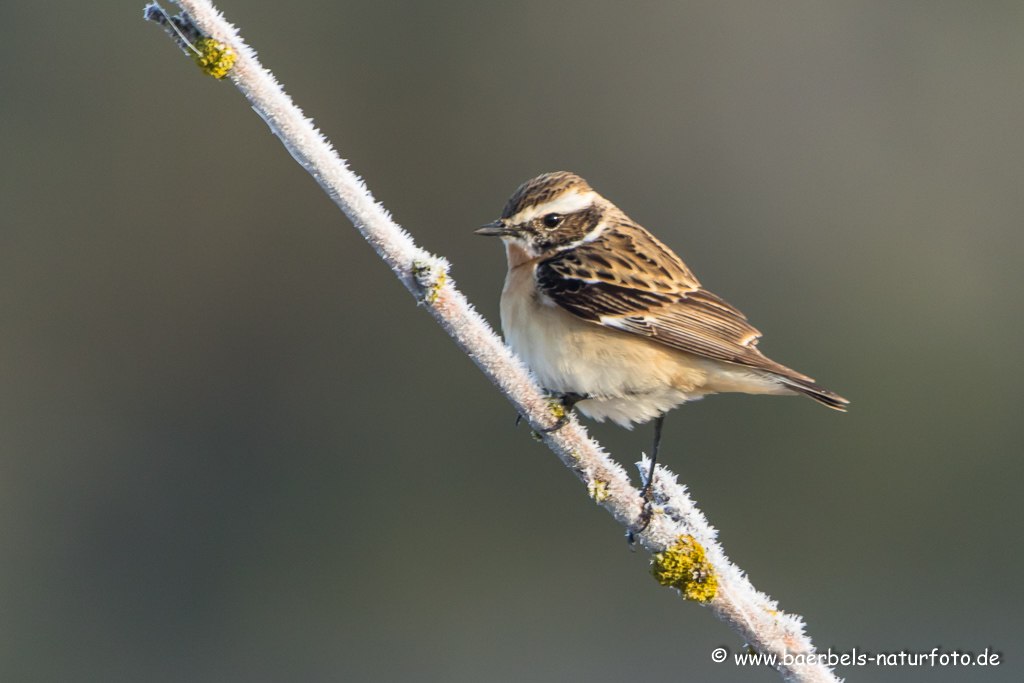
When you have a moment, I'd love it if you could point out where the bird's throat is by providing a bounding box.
[503,240,541,269]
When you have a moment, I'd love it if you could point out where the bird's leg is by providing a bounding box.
[533,392,585,433]
[643,414,665,499]
[629,414,665,545]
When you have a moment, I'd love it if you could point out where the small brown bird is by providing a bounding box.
[477,172,847,492]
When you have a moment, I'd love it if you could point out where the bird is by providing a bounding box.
[476,171,847,506]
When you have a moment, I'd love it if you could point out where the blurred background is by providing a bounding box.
[2,1,1022,681]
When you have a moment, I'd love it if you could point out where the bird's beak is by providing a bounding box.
[475,220,517,237]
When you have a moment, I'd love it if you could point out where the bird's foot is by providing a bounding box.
[626,487,655,548]
[626,452,660,547]
[531,393,585,433]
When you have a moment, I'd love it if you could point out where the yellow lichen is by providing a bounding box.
[425,270,446,303]
[192,36,237,79]
[651,535,718,603]
[545,397,567,421]
[587,479,610,502]
[411,261,446,304]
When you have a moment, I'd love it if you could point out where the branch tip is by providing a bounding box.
[144,2,236,79]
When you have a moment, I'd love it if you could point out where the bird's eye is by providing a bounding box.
[543,213,563,228]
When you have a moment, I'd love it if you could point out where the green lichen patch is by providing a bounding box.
[192,36,236,79]
[651,535,717,603]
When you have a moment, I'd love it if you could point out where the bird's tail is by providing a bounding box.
[776,374,849,411]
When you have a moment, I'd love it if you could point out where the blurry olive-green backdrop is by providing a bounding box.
[1,1,1022,682]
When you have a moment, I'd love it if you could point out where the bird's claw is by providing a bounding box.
[626,487,655,548]
[525,393,586,433]
[536,399,571,433]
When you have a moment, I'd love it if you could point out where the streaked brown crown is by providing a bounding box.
[501,172,593,220]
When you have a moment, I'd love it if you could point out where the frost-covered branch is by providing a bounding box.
[143,3,840,681]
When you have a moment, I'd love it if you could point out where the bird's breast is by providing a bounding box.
[499,260,706,400]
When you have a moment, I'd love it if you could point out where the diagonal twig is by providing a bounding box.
[143,3,841,681]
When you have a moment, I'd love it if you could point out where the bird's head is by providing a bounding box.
[476,172,606,257]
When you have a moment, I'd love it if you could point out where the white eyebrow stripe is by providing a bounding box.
[512,190,597,224]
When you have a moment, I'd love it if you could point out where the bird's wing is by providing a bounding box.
[535,240,808,379]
